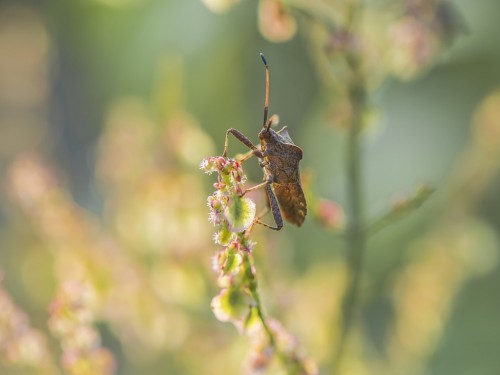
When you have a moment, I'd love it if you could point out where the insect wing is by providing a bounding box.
[273,126,295,145]
[272,183,307,226]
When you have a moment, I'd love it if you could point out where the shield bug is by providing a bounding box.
[222,53,307,230]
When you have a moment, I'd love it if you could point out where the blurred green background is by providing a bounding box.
[1,0,500,374]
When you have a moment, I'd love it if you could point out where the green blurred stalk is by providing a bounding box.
[331,1,367,373]
[243,252,277,347]
[244,252,306,374]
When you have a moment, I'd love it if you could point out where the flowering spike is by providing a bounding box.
[202,154,316,374]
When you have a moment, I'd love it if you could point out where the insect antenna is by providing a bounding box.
[260,53,271,131]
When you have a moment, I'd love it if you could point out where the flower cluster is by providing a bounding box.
[0,272,56,374]
[246,318,318,375]
[201,156,257,325]
[48,281,115,375]
[201,0,296,42]
[389,0,463,78]
[201,156,317,374]
[316,199,346,231]
[201,156,257,241]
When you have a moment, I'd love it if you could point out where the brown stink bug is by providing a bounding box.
[222,53,307,230]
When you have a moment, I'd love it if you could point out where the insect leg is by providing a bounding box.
[240,180,268,196]
[237,149,255,163]
[223,128,264,158]
[256,204,270,219]
[255,182,283,231]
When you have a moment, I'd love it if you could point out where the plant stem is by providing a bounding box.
[333,74,366,374]
[243,252,306,374]
[243,252,276,345]
[332,1,367,372]
[367,185,434,237]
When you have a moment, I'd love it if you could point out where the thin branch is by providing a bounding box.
[331,1,367,373]
[367,186,434,237]
[243,252,277,347]
[243,253,307,375]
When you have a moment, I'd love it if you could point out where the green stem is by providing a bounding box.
[243,252,276,346]
[243,252,306,374]
[367,185,434,237]
[333,79,366,375]
[331,2,367,372]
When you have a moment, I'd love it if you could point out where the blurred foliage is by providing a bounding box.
[0,0,500,374]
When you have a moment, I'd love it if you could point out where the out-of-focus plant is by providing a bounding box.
[48,282,115,375]
[0,271,57,375]
[381,90,500,375]
[2,55,249,374]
